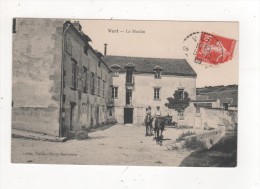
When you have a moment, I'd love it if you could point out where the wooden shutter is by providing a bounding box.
[76,65,79,89]
[71,63,75,88]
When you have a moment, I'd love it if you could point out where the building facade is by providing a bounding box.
[103,56,197,127]
[12,18,115,137]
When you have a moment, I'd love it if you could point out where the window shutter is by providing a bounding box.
[85,70,88,92]
[71,64,74,87]
[83,69,86,92]
[87,71,90,92]
[76,65,79,89]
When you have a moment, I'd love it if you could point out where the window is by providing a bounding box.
[178,111,184,120]
[126,89,132,105]
[91,72,95,94]
[178,89,184,99]
[98,61,101,67]
[112,87,118,99]
[98,77,101,96]
[114,69,119,76]
[126,69,133,84]
[154,88,160,100]
[63,95,66,103]
[111,64,121,76]
[71,59,78,89]
[63,70,66,88]
[13,18,16,33]
[153,65,163,79]
[103,80,105,97]
[66,37,72,55]
[83,67,88,93]
[223,103,229,110]
[84,46,88,55]
[155,70,162,79]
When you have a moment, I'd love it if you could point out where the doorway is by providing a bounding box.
[70,102,76,131]
[96,106,99,126]
[124,107,133,124]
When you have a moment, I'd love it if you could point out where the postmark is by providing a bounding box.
[183,32,236,67]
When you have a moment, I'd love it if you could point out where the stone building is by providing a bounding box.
[103,55,197,127]
[12,18,115,137]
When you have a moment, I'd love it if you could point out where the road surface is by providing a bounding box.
[12,124,192,166]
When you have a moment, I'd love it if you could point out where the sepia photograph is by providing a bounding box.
[11,18,239,167]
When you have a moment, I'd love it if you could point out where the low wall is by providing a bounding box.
[166,127,225,150]
[185,128,225,149]
[195,108,237,130]
[12,107,60,136]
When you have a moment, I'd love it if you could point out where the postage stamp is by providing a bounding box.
[183,31,236,67]
[195,32,236,65]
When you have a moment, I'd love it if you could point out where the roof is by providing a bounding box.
[64,21,111,71]
[102,55,197,76]
[110,64,122,69]
[199,90,238,107]
[153,65,163,71]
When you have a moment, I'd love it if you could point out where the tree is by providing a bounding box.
[165,90,190,113]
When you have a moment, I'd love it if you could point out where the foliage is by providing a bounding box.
[220,118,236,131]
[184,137,207,150]
[165,90,190,113]
[176,130,196,142]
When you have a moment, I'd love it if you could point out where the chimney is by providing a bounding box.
[104,43,107,55]
[73,21,82,31]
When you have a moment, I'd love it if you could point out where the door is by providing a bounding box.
[124,108,133,124]
[96,106,99,126]
[70,102,76,131]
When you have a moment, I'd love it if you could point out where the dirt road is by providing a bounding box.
[12,124,192,166]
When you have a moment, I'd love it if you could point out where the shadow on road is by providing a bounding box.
[179,131,237,167]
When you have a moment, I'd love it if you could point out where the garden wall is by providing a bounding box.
[195,107,237,130]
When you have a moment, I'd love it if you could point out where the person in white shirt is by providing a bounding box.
[154,106,161,118]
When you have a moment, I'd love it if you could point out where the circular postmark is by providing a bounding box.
[183,32,236,68]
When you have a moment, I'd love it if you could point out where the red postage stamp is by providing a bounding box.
[195,32,236,65]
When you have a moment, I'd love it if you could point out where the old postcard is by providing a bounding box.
[11,18,238,166]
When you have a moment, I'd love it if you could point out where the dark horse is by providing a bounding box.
[145,114,154,136]
[153,115,172,145]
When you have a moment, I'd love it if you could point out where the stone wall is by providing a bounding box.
[195,107,238,130]
[61,24,114,135]
[167,127,225,150]
[12,18,64,136]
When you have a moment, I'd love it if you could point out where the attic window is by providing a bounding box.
[110,64,122,76]
[153,65,163,79]
[114,69,119,75]
[155,71,162,78]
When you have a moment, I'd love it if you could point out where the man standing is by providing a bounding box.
[145,106,153,136]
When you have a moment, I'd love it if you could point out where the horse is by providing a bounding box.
[153,115,172,145]
[145,114,154,136]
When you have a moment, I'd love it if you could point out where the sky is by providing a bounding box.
[78,20,239,87]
